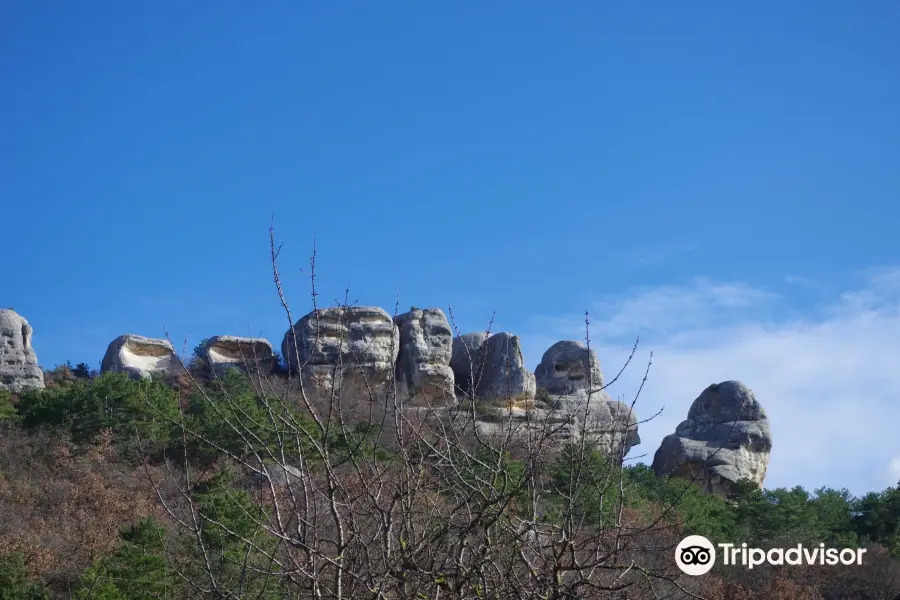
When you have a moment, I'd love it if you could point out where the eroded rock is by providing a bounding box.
[651,380,772,496]
[471,399,638,454]
[474,333,536,406]
[450,332,490,396]
[581,398,640,458]
[282,306,400,406]
[0,309,45,393]
[534,340,604,395]
[395,308,455,406]
[101,334,182,381]
[471,340,641,457]
[203,336,277,376]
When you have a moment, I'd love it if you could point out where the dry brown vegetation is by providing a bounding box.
[0,425,163,587]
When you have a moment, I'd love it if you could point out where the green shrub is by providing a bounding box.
[15,372,180,457]
[0,390,18,424]
[71,362,92,379]
[534,387,554,407]
[0,553,51,600]
[74,517,177,600]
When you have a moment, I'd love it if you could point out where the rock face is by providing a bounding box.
[450,332,490,395]
[581,398,640,457]
[282,306,400,406]
[0,309,45,393]
[474,333,536,406]
[395,308,455,406]
[472,395,640,458]
[101,335,182,381]
[651,381,772,496]
[203,336,277,376]
[530,340,639,457]
[534,340,604,395]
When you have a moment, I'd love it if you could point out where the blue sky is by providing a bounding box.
[3,2,899,496]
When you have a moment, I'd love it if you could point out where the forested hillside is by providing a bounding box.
[1,362,898,599]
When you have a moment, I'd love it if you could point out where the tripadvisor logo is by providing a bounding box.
[675,535,717,576]
[675,535,868,576]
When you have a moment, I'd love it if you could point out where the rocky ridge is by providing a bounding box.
[2,306,774,493]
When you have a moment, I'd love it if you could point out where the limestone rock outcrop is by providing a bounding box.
[472,396,639,458]
[101,335,182,381]
[474,333,536,405]
[581,398,640,457]
[532,340,639,456]
[651,381,771,496]
[450,332,490,395]
[0,309,45,393]
[203,336,277,376]
[395,308,455,406]
[282,306,400,406]
[534,340,604,395]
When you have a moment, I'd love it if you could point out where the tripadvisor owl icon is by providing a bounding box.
[676,535,716,576]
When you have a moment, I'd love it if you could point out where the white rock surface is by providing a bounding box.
[651,381,772,496]
[0,309,45,393]
[474,332,536,406]
[395,308,455,406]
[203,336,277,376]
[101,334,182,380]
[534,340,604,395]
[282,306,400,406]
[531,340,640,456]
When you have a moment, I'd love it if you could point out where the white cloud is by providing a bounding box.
[520,268,900,496]
[888,457,900,487]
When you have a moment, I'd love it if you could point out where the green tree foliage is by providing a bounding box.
[0,553,51,600]
[854,485,900,555]
[548,442,621,526]
[0,390,18,424]
[188,338,210,371]
[15,372,179,457]
[72,362,92,379]
[179,369,313,464]
[74,518,177,600]
[623,463,738,542]
[188,468,285,598]
[180,369,388,469]
[559,458,878,552]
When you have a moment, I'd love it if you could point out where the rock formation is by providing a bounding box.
[472,395,640,458]
[0,309,45,393]
[395,308,455,406]
[533,340,639,457]
[203,336,277,376]
[449,336,641,457]
[474,332,536,406]
[101,334,182,381]
[449,332,490,395]
[282,306,400,406]
[651,380,771,496]
[534,340,604,395]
